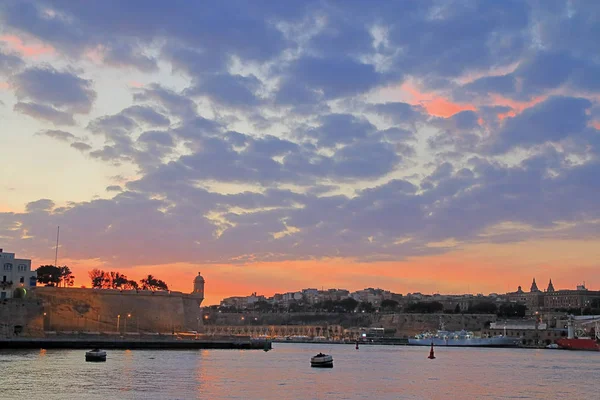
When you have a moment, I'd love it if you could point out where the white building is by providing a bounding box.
[0,248,35,299]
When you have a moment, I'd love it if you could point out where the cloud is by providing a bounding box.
[99,42,158,72]
[12,65,96,113]
[121,105,170,127]
[133,84,197,120]
[306,113,376,148]
[105,185,122,192]
[25,198,54,212]
[0,49,24,74]
[284,56,381,99]
[14,102,75,125]
[2,0,600,281]
[70,142,92,152]
[488,96,593,154]
[187,73,263,108]
[36,129,76,142]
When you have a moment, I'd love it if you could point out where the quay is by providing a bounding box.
[0,335,272,350]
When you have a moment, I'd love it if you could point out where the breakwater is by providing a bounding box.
[0,336,271,350]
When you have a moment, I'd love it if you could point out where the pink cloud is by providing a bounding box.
[491,94,546,120]
[401,82,476,118]
[0,81,10,90]
[0,35,54,57]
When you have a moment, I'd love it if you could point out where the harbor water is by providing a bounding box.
[1,343,598,399]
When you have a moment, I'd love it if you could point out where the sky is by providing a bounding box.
[1,0,599,305]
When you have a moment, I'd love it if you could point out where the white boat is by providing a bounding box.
[310,353,333,368]
[85,349,107,362]
[408,330,518,347]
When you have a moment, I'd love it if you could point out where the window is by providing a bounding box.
[4,263,12,271]
[20,277,24,283]
[18,264,27,272]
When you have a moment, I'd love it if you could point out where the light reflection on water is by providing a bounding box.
[0,343,598,400]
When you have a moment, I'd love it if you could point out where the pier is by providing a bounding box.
[0,335,272,350]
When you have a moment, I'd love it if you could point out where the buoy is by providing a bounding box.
[428,343,436,359]
[355,341,359,350]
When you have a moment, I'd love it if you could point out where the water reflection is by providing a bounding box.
[0,344,599,399]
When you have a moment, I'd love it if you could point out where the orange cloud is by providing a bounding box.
[0,35,54,57]
[0,81,9,90]
[401,82,476,118]
[491,94,546,120]
[128,81,144,88]
[592,121,600,130]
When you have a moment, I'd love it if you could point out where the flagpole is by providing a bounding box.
[54,226,60,267]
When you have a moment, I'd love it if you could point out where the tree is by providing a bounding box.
[36,265,62,287]
[124,279,139,290]
[339,298,359,313]
[358,301,374,313]
[109,271,129,289]
[140,274,169,291]
[380,299,399,311]
[59,266,75,287]
[406,301,444,313]
[497,303,527,318]
[468,301,497,314]
[89,269,140,289]
[254,300,272,312]
[89,269,108,288]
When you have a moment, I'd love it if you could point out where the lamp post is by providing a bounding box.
[117,314,121,332]
[125,313,131,333]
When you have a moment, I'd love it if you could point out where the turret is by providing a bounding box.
[193,272,205,299]
[530,278,540,292]
[547,279,555,292]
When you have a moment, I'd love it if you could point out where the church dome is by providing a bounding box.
[194,272,205,283]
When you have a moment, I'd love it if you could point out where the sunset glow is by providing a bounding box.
[1,1,599,304]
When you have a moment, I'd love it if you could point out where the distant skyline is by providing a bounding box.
[1,1,599,306]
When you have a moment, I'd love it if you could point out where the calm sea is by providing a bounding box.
[1,343,598,399]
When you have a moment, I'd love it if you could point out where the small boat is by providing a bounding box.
[85,348,107,362]
[310,352,333,368]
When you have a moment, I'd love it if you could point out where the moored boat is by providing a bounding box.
[408,330,518,347]
[85,349,107,362]
[556,316,599,351]
[310,353,333,368]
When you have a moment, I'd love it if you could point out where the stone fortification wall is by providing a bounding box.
[31,287,203,334]
[0,298,44,338]
[373,313,496,336]
[204,312,497,337]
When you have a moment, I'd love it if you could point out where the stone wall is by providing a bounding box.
[203,311,497,336]
[0,297,44,338]
[31,287,203,334]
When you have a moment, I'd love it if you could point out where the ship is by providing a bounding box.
[556,315,599,351]
[408,329,518,347]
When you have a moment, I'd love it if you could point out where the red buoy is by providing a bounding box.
[355,341,359,350]
[428,343,436,359]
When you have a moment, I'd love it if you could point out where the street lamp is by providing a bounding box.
[125,313,131,333]
[117,314,121,332]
